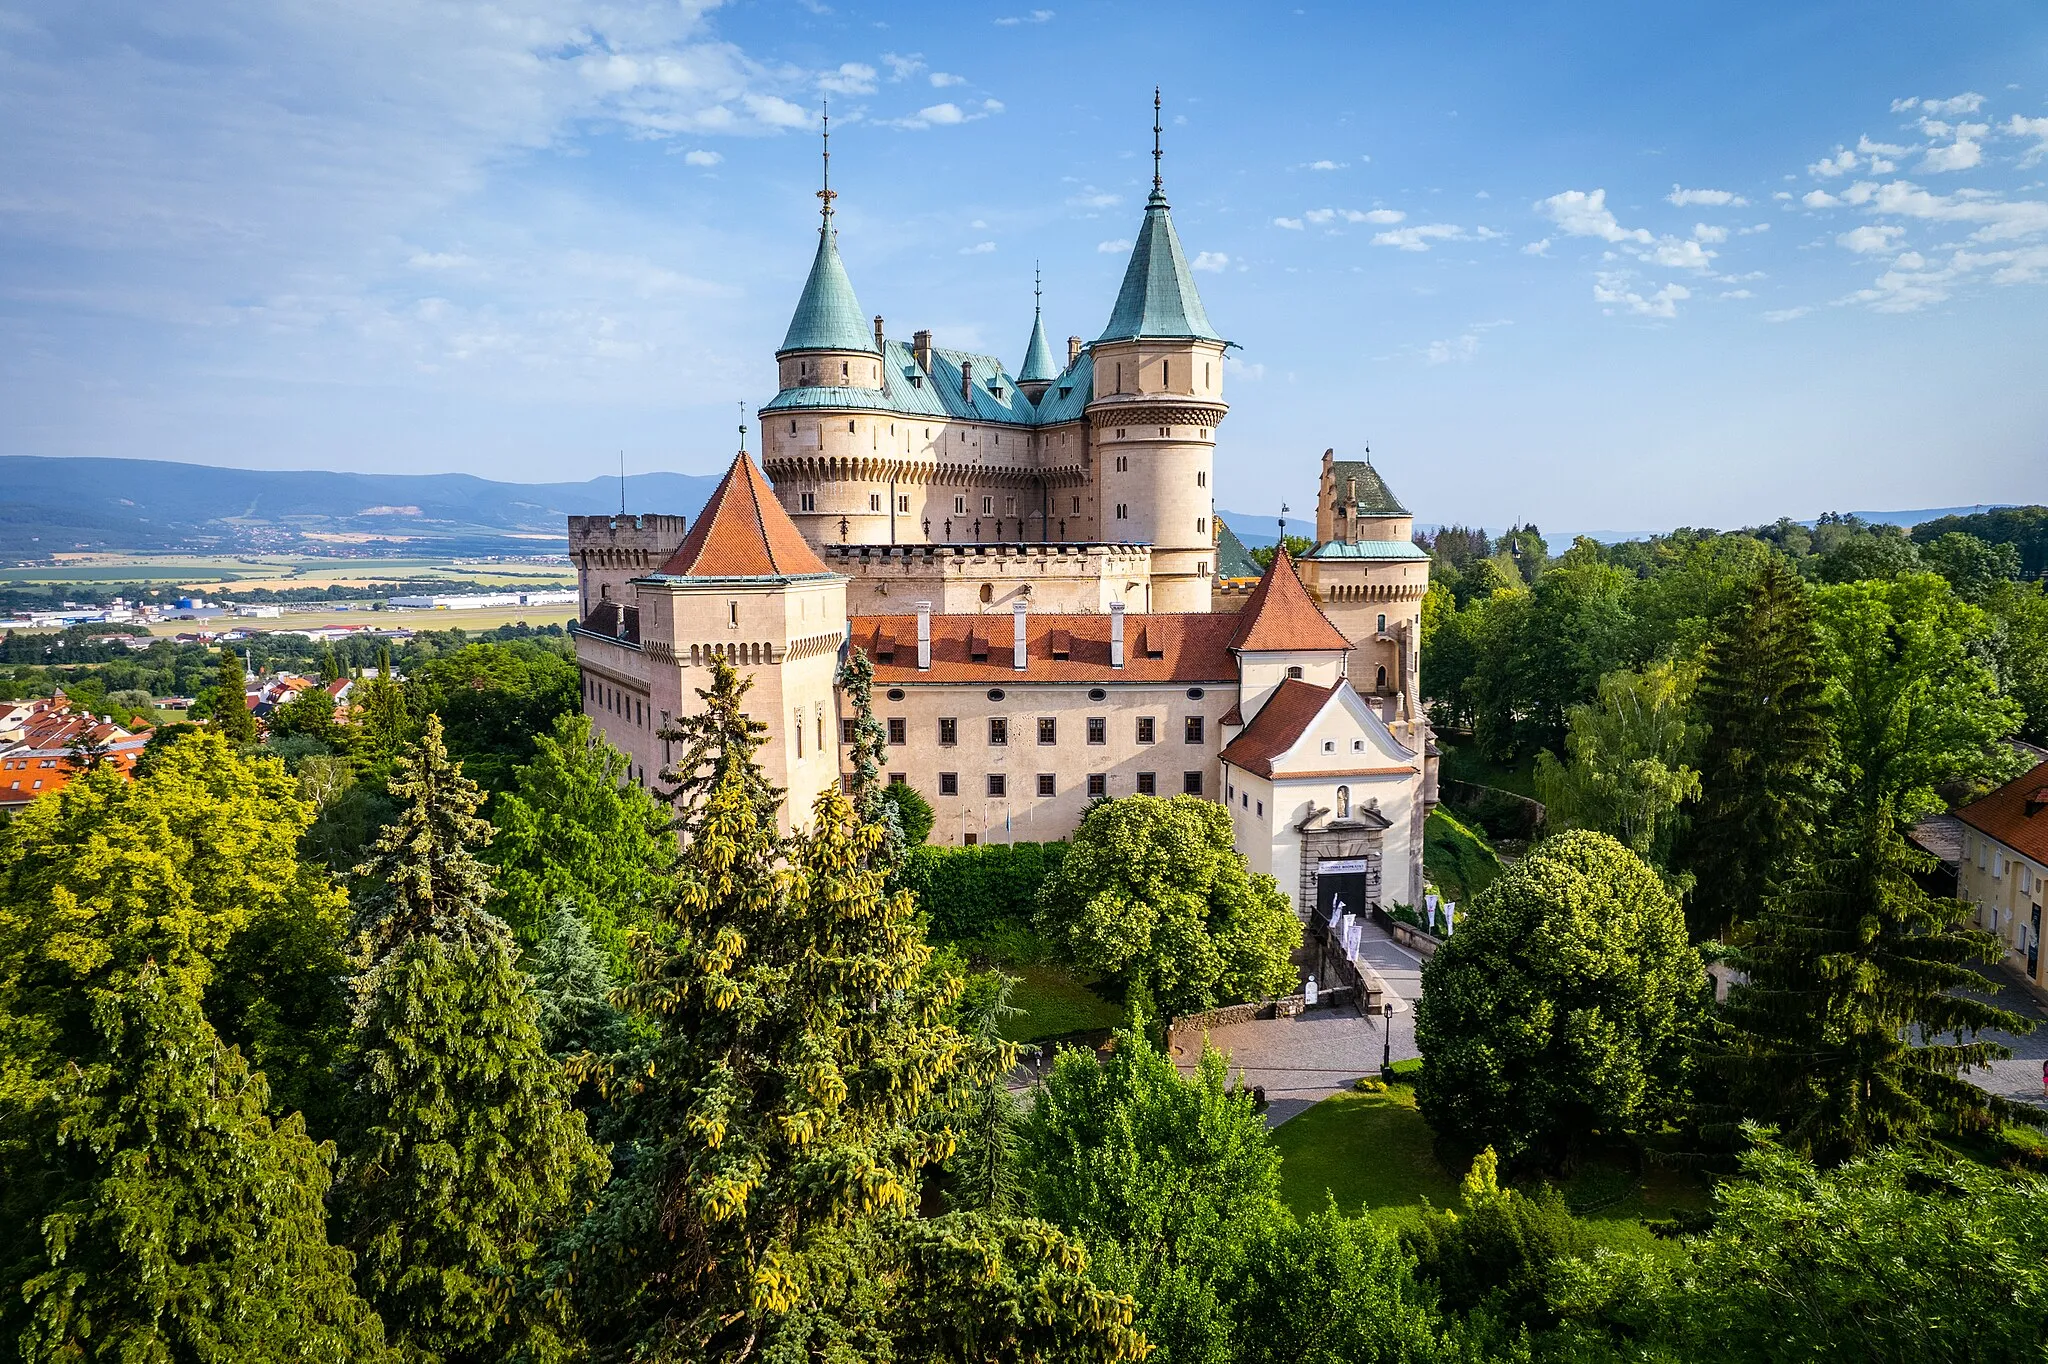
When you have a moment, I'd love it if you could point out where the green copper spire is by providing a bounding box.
[1018,264,1059,382]
[778,105,877,355]
[1095,89,1223,345]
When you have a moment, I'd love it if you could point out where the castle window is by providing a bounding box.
[1197,517,1206,534]
[870,493,882,511]
[955,495,967,514]
[1183,771,1203,795]
[728,601,739,629]
[1072,496,1081,513]
[1376,665,1389,691]
[849,420,856,433]
[1117,429,1126,439]
[1353,739,1366,753]
[1205,362,1211,387]
[1162,360,1169,387]
[790,420,797,433]
[1197,470,1206,487]
[939,717,958,745]
[1087,717,1106,745]
[1287,666,1303,680]
[897,494,910,512]
[1088,774,1107,798]
[1037,773,1056,797]
[842,718,857,744]
[1137,772,1157,795]
[989,717,1008,746]
[1322,740,1337,754]
[841,361,848,378]
[982,496,994,515]
[1184,716,1204,744]
[1137,716,1156,744]
[1038,717,1057,745]
[794,710,804,757]
[817,703,825,751]
[800,492,815,511]
[1006,497,1016,515]
[987,773,1007,797]
[1377,613,1388,633]
[887,717,906,745]
[1115,362,1122,391]
[940,772,958,795]
[1160,427,1168,437]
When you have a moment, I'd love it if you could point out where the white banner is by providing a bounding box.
[1318,857,1373,874]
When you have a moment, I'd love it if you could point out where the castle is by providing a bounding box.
[570,105,1440,919]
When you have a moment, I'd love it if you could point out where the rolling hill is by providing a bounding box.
[0,456,724,557]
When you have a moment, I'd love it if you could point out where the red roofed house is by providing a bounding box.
[0,696,149,811]
[565,149,1437,913]
[1957,759,2048,994]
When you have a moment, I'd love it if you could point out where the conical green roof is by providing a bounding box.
[779,226,875,354]
[1018,307,1059,382]
[1096,188,1223,344]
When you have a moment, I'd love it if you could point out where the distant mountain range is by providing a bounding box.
[0,456,724,557]
[1217,506,2022,553]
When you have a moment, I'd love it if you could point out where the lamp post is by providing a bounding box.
[1380,1001,1395,1081]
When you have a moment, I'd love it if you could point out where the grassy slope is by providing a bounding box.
[1000,964,1125,1044]
[1273,1082,1712,1253]
[1423,807,1503,903]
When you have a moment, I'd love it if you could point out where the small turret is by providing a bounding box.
[775,105,884,392]
[1017,264,1059,403]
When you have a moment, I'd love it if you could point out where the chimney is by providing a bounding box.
[916,599,932,671]
[961,358,974,403]
[913,329,933,372]
[1012,598,1028,671]
[1110,601,1125,669]
[873,315,885,352]
[1067,335,1084,367]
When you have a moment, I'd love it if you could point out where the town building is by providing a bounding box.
[572,106,1440,919]
[1957,757,2048,995]
[0,695,150,811]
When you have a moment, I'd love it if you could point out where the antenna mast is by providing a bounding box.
[619,450,625,515]
[817,101,836,227]
[737,400,748,454]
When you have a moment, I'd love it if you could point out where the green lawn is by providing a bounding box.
[1273,1081,1712,1250]
[1000,964,1124,1044]
[1423,807,1503,903]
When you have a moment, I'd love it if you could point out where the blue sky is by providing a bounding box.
[2,0,2045,534]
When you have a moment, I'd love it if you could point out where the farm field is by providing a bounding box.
[4,553,575,592]
[135,603,580,636]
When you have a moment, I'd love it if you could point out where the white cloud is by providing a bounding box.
[1535,189,1652,243]
[1835,243,2048,312]
[1097,239,1130,253]
[1307,159,1345,171]
[1858,179,2048,243]
[1357,208,1404,224]
[1646,236,1717,271]
[929,72,965,87]
[1304,208,1336,225]
[1739,222,1771,234]
[1920,125,1987,173]
[1372,223,1466,251]
[817,62,877,95]
[1425,333,1479,364]
[1272,217,1303,230]
[880,52,925,81]
[1692,223,1730,243]
[1838,224,1906,254]
[1719,288,1754,299]
[1667,185,1749,207]
[1067,188,1119,209]
[881,100,1002,130]
[408,252,473,270]
[960,241,996,254]
[1191,250,1228,272]
[1764,306,1814,322]
[683,149,722,167]
[1892,92,1985,116]
[1593,273,1691,318]
[1803,190,1841,208]
[993,8,1054,23]
[1521,238,1551,256]
[2008,115,2048,166]
[1809,148,1859,178]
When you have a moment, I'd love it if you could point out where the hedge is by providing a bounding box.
[898,840,1068,947]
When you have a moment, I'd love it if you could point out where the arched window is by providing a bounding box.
[1376,665,1388,691]
[1377,613,1388,633]
[1336,785,1350,818]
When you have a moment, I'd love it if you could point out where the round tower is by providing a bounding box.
[1085,91,1227,613]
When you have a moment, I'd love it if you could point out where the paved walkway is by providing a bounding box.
[1958,963,2048,1113]
[1172,920,1427,1125]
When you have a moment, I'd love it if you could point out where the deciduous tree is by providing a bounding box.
[1534,661,1701,878]
[1414,830,1704,1170]
[1035,795,1300,1015]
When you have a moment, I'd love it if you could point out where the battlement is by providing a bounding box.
[569,513,690,616]
[826,540,1156,616]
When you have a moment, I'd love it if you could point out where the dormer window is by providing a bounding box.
[991,384,1004,398]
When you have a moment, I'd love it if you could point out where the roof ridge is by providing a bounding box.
[657,451,830,579]
[1229,545,1353,652]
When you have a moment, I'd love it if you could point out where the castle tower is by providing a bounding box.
[1016,266,1059,405]
[1086,91,1228,613]
[581,449,848,836]
[1298,448,1431,705]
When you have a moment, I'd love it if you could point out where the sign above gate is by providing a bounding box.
[1317,858,1374,874]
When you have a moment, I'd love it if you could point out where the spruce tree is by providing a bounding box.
[527,897,631,1061]
[943,972,1025,1213]
[352,713,497,958]
[838,645,890,824]
[214,645,257,743]
[338,721,607,1364]
[15,963,384,1364]
[573,659,972,1358]
[1713,802,2038,1163]
[1682,556,1832,939]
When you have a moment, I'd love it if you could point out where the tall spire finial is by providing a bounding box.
[1034,260,1042,314]
[738,400,748,454]
[817,101,836,225]
[1151,87,1163,193]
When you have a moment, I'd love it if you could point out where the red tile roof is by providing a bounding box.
[857,611,1239,683]
[1957,760,2048,867]
[1219,677,1337,778]
[658,451,831,579]
[1228,546,1352,653]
